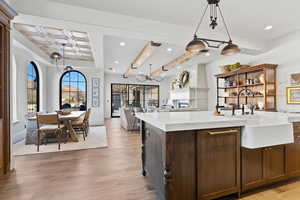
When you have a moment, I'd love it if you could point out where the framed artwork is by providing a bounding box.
[290,73,300,86]
[93,90,99,97]
[286,87,300,104]
[92,78,100,107]
[92,78,100,87]
[92,98,99,107]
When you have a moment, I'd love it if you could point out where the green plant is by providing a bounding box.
[228,62,241,70]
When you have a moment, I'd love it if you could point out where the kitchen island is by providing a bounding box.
[136,111,300,200]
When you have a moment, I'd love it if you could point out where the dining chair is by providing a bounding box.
[36,113,65,152]
[72,108,91,140]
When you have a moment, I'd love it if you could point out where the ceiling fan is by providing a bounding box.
[136,64,164,82]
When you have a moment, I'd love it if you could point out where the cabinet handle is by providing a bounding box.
[208,129,238,135]
[264,147,273,151]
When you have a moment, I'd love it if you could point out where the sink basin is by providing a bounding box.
[224,112,294,149]
[241,123,294,149]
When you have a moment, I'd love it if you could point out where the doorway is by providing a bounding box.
[111,83,159,118]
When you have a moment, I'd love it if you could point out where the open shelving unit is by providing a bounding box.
[215,64,277,111]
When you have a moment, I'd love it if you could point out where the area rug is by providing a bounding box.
[13,126,108,156]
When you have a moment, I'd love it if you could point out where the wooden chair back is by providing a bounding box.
[84,108,91,122]
[36,113,60,129]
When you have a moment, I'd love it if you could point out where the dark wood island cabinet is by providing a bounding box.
[141,122,241,200]
[140,120,300,200]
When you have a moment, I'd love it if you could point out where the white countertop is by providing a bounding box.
[136,111,246,132]
[136,111,300,132]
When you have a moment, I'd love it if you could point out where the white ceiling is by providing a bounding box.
[49,0,300,46]
[103,35,218,76]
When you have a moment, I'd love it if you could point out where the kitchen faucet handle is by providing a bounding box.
[250,104,255,115]
[241,104,245,115]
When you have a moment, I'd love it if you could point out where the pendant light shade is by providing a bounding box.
[221,42,240,55]
[50,52,62,60]
[187,0,240,56]
[186,35,206,53]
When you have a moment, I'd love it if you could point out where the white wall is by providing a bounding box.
[104,73,172,118]
[46,67,104,126]
[252,33,300,112]
[169,64,209,110]
[11,46,49,144]
[206,31,300,112]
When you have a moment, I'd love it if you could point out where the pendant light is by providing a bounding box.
[50,52,62,72]
[186,0,240,55]
[50,44,74,72]
[221,41,240,55]
[185,35,206,53]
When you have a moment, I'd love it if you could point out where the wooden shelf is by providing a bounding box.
[216,64,278,111]
[220,83,265,89]
[219,86,238,89]
[239,83,264,87]
[219,95,264,98]
[215,64,277,78]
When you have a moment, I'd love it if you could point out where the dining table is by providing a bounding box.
[26,111,86,144]
[59,111,86,142]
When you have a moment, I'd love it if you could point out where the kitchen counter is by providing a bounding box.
[136,111,245,132]
[136,111,300,132]
[137,111,300,200]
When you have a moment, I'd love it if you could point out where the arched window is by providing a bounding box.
[60,70,87,110]
[27,62,40,113]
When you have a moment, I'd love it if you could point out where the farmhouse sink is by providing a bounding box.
[226,112,294,149]
[241,122,294,149]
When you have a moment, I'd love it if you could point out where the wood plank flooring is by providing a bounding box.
[0,118,300,200]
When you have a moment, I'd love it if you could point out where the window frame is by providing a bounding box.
[27,61,40,113]
[59,70,87,110]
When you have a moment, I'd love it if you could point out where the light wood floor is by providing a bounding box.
[1,118,300,200]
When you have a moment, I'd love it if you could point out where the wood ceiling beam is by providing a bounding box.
[150,51,200,77]
[123,41,161,78]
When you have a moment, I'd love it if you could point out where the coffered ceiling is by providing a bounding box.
[14,23,94,62]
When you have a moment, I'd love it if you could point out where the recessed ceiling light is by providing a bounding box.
[167,48,173,52]
[120,42,126,46]
[264,25,273,30]
[114,60,119,64]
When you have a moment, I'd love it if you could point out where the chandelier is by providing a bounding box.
[50,44,74,72]
[186,0,240,55]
